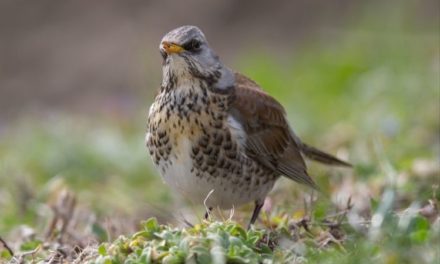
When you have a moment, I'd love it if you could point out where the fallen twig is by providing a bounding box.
[0,236,14,257]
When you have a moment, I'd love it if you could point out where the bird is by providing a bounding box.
[146,25,351,228]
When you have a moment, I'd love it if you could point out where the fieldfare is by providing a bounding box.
[146,26,351,228]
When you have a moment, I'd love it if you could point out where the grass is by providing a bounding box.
[0,1,439,263]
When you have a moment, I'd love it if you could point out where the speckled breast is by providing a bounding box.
[146,87,277,209]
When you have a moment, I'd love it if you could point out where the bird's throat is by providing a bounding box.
[162,58,234,95]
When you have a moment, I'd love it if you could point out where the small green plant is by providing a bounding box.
[92,218,298,264]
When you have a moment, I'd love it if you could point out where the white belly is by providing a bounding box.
[155,137,273,209]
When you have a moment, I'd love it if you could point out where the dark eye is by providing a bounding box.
[184,39,201,51]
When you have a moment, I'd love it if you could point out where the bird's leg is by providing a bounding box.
[247,200,264,229]
[204,207,213,220]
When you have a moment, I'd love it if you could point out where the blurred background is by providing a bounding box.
[1,0,437,123]
[0,0,439,259]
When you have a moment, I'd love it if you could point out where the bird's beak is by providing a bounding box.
[161,41,183,54]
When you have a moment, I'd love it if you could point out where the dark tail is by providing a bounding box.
[301,143,352,167]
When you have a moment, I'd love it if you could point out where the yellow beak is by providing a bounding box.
[161,41,183,54]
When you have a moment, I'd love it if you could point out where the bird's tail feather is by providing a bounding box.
[301,143,352,167]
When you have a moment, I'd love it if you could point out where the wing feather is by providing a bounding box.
[229,73,318,189]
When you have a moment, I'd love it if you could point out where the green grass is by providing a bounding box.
[0,1,439,263]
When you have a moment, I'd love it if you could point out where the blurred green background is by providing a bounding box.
[0,0,438,262]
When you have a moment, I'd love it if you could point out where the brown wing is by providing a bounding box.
[229,72,318,189]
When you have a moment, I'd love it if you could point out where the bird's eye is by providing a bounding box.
[184,39,201,51]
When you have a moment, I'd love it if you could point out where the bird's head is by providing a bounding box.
[159,26,234,92]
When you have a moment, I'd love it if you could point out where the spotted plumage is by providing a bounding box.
[146,26,351,227]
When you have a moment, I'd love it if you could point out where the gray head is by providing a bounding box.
[159,26,234,92]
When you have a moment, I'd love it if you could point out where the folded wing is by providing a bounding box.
[229,73,319,189]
